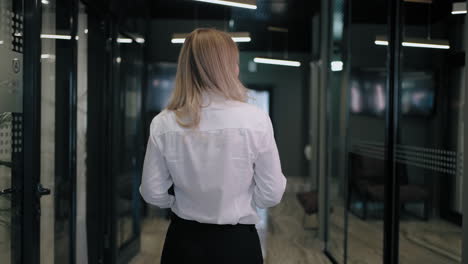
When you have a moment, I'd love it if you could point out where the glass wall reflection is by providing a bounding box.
[115,35,145,254]
[327,0,467,263]
[345,0,388,260]
[0,1,23,263]
[397,1,464,263]
[326,0,347,262]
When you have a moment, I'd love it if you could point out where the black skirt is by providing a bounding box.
[161,213,263,264]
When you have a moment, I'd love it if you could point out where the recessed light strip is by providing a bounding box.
[374,36,450,50]
[194,0,257,10]
[41,34,72,40]
[231,37,251,42]
[117,38,133,43]
[452,2,467,15]
[253,57,301,67]
[402,42,450,49]
[171,32,251,44]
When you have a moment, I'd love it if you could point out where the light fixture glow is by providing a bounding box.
[116,57,122,63]
[84,29,88,34]
[375,40,389,46]
[171,38,185,44]
[402,42,450,49]
[231,37,251,42]
[41,54,56,60]
[375,36,449,50]
[117,38,133,43]
[171,32,251,44]
[14,32,22,37]
[253,57,301,67]
[452,2,467,15]
[136,37,145,44]
[331,61,343,72]
[0,40,4,45]
[194,0,257,10]
[42,0,49,4]
[41,34,72,40]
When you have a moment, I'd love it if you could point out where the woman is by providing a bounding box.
[140,28,287,264]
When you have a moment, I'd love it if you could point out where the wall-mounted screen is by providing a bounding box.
[350,69,435,117]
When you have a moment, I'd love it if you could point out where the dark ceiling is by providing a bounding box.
[149,0,319,53]
[105,0,456,53]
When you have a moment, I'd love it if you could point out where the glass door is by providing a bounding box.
[0,1,23,264]
[396,1,465,263]
[114,34,144,263]
[39,0,79,263]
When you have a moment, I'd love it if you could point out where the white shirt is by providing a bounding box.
[139,96,287,225]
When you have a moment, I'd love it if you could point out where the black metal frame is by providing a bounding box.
[22,0,42,264]
[84,1,146,263]
[383,0,402,263]
[54,1,79,263]
[86,6,111,263]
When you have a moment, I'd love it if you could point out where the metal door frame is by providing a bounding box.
[462,4,468,263]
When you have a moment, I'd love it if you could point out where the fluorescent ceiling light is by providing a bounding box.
[41,34,72,40]
[331,61,343,72]
[117,38,132,43]
[231,37,251,42]
[42,0,49,4]
[452,2,467,15]
[375,40,389,46]
[375,36,450,50]
[194,0,257,10]
[171,32,251,44]
[253,57,301,67]
[404,0,432,3]
[41,54,56,60]
[171,38,185,44]
[402,42,449,49]
[136,37,145,44]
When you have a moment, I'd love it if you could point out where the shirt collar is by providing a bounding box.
[201,92,229,109]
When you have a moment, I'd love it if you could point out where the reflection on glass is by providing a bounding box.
[0,1,23,263]
[116,40,144,250]
[397,1,464,263]
[342,0,389,262]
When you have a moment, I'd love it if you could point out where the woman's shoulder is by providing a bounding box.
[234,101,270,121]
[150,110,176,136]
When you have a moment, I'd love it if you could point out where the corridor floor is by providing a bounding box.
[129,177,330,264]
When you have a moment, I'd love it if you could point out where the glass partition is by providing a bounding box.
[114,34,144,261]
[396,1,464,263]
[324,0,468,263]
[0,1,23,263]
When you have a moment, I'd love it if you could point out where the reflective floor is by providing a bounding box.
[130,177,330,264]
[328,206,461,264]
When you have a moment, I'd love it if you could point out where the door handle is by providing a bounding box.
[37,184,51,197]
[0,187,15,196]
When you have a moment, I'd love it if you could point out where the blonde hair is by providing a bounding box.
[167,28,247,128]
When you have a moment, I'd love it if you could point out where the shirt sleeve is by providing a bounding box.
[252,116,287,208]
[139,130,175,209]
